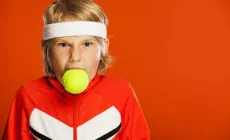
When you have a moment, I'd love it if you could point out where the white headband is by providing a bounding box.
[43,21,107,40]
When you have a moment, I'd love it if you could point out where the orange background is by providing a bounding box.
[1,0,230,139]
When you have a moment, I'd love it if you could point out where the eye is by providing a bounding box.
[58,43,69,47]
[83,42,93,47]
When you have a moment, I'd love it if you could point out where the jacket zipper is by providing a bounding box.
[73,96,77,140]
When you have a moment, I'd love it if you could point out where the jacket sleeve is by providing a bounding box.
[2,87,33,140]
[119,84,150,140]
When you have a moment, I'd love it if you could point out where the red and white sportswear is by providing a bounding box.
[3,74,150,140]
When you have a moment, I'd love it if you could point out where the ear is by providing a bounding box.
[48,56,52,67]
[105,38,109,48]
[47,48,53,68]
[100,38,109,56]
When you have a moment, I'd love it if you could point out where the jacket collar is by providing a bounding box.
[47,73,101,102]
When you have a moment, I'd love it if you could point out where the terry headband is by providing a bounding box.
[43,21,107,40]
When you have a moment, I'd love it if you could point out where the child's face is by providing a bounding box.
[50,35,101,84]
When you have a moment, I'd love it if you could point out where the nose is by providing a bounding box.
[69,46,82,63]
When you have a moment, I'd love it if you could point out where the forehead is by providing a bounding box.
[54,35,97,42]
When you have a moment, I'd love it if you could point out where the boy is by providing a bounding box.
[3,0,150,139]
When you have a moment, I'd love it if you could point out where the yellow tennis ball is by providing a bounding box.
[62,69,89,94]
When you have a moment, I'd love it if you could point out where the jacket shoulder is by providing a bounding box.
[96,75,134,98]
[16,76,51,99]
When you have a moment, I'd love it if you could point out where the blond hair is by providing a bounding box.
[41,0,113,77]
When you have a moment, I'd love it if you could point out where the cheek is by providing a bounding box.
[92,47,101,62]
[51,50,68,71]
[85,48,101,66]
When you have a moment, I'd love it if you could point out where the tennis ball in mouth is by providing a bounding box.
[62,69,89,94]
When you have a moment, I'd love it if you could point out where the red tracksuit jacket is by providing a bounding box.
[3,74,150,140]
